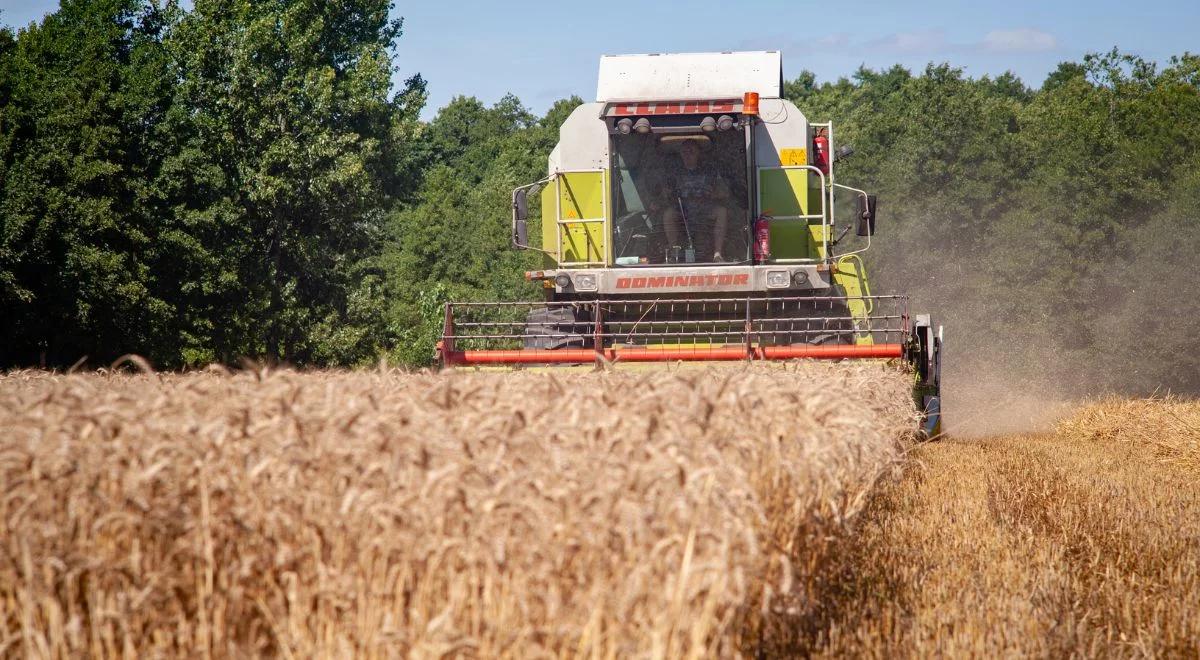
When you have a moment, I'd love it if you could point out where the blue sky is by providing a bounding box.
[4,0,1197,119]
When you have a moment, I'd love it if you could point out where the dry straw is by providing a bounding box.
[1054,395,1200,469]
[813,395,1200,657]
[1,362,915,657]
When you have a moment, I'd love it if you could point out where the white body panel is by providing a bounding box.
[597,51,782,102]
[753,98,810,169]
[556,265,832,294]
[548,102,609,172]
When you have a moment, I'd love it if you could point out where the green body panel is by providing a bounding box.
[541,171,607,266]
[803,181,828,260]
[540,182,557,268]
[807,222,829,260]
[758,167,810,217]
[562,224,605,264]
[764,221,830,261]
[832,254,875,345]
[806,178,825,216]
[768,221,811,260]
[759,168,829,261]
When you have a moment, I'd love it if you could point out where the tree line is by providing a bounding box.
[1,2,1197,394]
[793,54,1200,395]
[0,0,430,367]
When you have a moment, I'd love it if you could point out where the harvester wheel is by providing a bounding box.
[912,316,943,439]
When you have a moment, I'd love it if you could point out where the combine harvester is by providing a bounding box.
[437,51,942,435]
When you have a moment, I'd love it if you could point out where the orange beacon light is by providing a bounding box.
[742,91,760,116]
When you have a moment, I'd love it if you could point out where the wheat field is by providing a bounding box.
[5,364,1198,658]
[813,397,1200,657]
[0,363,916,658]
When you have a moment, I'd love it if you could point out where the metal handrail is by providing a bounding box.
[756,163,829,263]
[511,176,553,254]
[555,169,608,267]
[831,182,873,258]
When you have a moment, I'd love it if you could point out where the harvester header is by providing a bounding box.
[436,50,942,435]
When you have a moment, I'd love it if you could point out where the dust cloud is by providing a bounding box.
[893,268,1091,437]
[870,202,1200,437]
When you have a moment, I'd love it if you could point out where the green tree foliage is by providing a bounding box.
[377,95,581,365]
[0,0,423,367]
[784,53,1200,394]
[0,0,173,365]
[156,0,423,365]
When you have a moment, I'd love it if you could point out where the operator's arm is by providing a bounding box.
[649,174,677,212]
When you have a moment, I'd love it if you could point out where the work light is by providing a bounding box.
[765,270,790,289]
[573,273,598,291]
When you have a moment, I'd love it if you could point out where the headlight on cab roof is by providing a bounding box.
[573,273,598,291]
[765,270,791,289]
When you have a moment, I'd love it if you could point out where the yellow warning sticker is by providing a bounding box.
[780,148,807,166]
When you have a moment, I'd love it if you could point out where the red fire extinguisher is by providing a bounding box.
[753,215,771,263]
[813,131,830,175]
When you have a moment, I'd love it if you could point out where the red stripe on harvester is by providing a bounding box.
[443,343,904,365]
[759,344,903,359]
[447,349,605,364]
[615,347,750,362]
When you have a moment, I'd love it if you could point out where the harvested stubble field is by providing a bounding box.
[1,363,917,658]
[815,397,1200,658]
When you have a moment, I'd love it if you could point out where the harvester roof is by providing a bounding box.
[596,51,782,102]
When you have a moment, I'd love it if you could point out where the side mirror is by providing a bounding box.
[855,194,877,237]
[835,144,854,162]
[512,188,529,248]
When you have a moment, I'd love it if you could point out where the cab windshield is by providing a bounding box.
[610,129,750,265]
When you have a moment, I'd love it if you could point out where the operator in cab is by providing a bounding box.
[659,139,732,262]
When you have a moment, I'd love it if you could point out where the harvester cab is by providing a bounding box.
[437,51,942,435]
